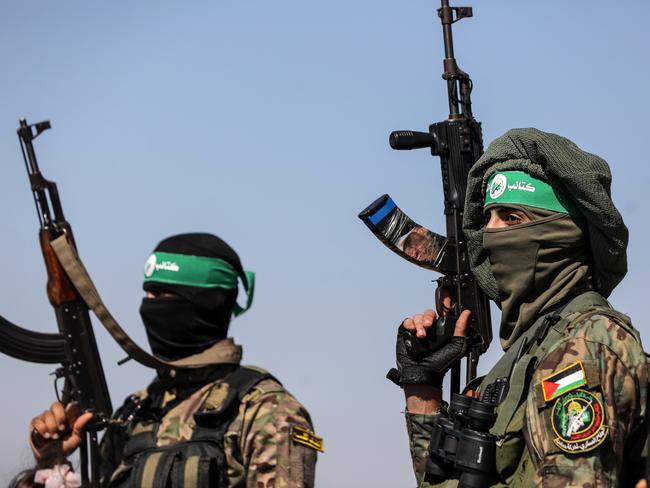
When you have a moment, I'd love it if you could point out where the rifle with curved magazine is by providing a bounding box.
[359,0,492,394]
[0,119,113,487]
[1,120,247,485]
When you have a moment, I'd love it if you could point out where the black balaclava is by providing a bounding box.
[140,233,245,361]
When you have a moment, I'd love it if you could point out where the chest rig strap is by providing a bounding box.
[192,366,278,442]
[482,292,614,438]
[115,366,278,488]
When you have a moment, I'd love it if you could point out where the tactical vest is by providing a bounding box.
[107,366,276,488]
[467,291,646,487]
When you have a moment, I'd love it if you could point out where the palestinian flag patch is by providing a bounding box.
[541,361,587,402]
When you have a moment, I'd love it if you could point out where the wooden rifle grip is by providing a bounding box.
[39,228,78,306]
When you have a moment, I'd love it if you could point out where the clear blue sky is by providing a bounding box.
[0,1,648,486]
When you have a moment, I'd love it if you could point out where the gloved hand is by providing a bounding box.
[387,308,470,388]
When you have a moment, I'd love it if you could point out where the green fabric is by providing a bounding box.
[144,252,240,289]
[232,270,255,317]
[143,252,255,316]
[491,354,534,437]
[484,171,580,216]
[464,128,628,302]
[505,447,536,488]
[482,207,591,349]
[494,401,527,484]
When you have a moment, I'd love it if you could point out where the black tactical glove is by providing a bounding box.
[387,323,468,389]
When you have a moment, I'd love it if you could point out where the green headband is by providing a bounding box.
[143,252,255,316]
[484,170,580,216]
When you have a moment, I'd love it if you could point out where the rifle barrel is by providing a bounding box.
[439,0,460,118]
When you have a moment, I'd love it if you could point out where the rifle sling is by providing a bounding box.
[51,234,232,371]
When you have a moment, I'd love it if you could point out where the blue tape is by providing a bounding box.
[368,197,396,226]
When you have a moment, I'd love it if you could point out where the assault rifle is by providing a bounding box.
[359,0,492,394]
[0,119,111,487]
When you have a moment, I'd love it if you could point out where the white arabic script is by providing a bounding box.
[507,181,535,192]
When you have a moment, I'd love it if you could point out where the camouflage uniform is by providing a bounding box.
[99,339,320,487]
[406,292,649,487]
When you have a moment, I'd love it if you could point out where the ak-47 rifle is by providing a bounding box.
[359,0,492,394]
[0,119,111,487]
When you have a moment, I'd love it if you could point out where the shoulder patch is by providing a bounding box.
[291,425,324,452]
[541,361,586,402]
[550,389,608,453]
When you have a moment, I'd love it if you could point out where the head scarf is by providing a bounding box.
[464,128,628,302]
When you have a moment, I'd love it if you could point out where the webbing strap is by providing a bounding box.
[227,366,279,402]
[139,452,163,488]
[480,313,553,402]
[51,234,224,371]
[182,456,199,487]
[191,366,278,443]
[490,355,535,436]
[489,292,610,437]
[491,312,586,437]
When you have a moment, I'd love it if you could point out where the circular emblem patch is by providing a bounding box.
[488,173,507,199]
[144,254,157,278]
[550,389,608,453]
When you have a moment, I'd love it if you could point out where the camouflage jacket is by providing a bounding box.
[406,292,649,487]
[99,339,320,488]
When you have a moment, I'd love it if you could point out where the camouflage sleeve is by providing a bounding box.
[524,313,648,487]
[224,379,319,488]
[405,412,456,488]
[405,412,437,487]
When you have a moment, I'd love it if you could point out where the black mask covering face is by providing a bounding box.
[141,233,244,361]
[140,296,229,361]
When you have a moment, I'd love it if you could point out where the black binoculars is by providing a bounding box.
[426,394,497,488]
